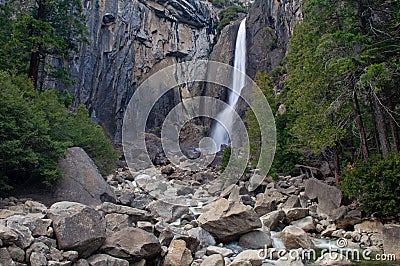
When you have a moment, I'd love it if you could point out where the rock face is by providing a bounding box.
[47,201,106,257]
[197,198,261,242]
[246,0,303,78]
[101,228,161,261]
[55,0,217,142]
[53,147,116,206]
[382,224,400,261]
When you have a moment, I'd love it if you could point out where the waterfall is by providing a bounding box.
[211,18,247,151]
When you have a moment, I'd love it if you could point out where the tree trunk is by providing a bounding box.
[353,90,369,160]
[356,0,369,35]
[371,92,390,154]
[28,0,46,89]
[387,97,399,152]
[369,97,381,153]
[333,145,340,184]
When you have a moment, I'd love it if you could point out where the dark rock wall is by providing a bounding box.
[246,0,303,78]
[55,0,302,143]
[56,0,218,143]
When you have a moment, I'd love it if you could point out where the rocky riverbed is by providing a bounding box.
[1,147,399,266]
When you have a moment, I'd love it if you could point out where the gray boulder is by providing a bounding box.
[147,200,189,223]
[0,224,18,245]
[330,206,361,229]
[187,227,216,248]
[47,201,106,257]
[163,239,193,266]
[383,224,400,261]
[53,147,116,206]
[0,248,15,266]
[290,216,315,232]
[101,228,161,261]
[87,254,129,266]
[304,178,342,217]
[254,193,277,216]
[200,254,224,266]
[284,208,309,223]
[198,198,261,242]
[260,210,286,231]
[277,226,314,249]
[238,229,272,249]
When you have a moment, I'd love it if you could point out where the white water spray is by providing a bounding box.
[211,18,247,151]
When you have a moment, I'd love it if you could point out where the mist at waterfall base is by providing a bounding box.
[209,18,247,153]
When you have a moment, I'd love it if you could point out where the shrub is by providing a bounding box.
[0,72,67,190]
[217,6,247,33]
[220,146,231,173]
[339,152,400,216]
[0,72,117,193]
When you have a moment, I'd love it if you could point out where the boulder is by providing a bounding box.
[87,254,129,266]
[354,221,384,234]
[30,251,47,266]
[6,214,52,237]
[277,226,314,249]
[163,239,193,266]
[51,147,117,206]
[290,216,315,232]
[101,228,161,261]
[98,202,151,222]
[275,256,305,266]
[282,196,301,210]
[254,194,276,216]
[231,250,263,266]
[206,246,234,257]
[7,245,25,262]
[187,227,216,248]
[105,213,131,234]
[314,252,352,265]
[0,247,15,266]
[260,210,286,231]
[5,221,34,249]
[198,198,261,242]
[383,224,400,261]
[200,254,225,266]
[304,178,341,217]
[147,200,189,223]
[238,230,272,249]
[0,224,18,245]
[264,189,287,204]
[331,207,361,229]
[156,223,200,252]
[284,208,309,223]
[321,224,336,237]
[47,201,106,257]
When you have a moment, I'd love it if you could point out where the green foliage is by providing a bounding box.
[220,146,231,173]
[0,72,117,193]
[339,153,400,216]
[245,72,303,176]
[217,6,247,33]
[219,147,250,177]
[0,72,67,190]
[62,106,118,175]
[0,0,87,86]
[286,0,400,169]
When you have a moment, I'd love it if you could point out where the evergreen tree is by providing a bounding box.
[0,0,87,88]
